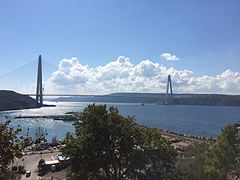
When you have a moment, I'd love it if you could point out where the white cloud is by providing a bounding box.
[161,53,179,61]
[45,56,240,95]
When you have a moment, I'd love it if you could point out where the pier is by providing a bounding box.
[15,114,78,121]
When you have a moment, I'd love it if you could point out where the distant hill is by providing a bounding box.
[55,93,240,107]
[0,90,40,111]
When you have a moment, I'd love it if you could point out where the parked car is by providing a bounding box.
[51,165,56,172]
[26,170,31,177]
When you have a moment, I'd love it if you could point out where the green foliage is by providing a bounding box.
[38,159,45,167]
[38,158,47,174]
[137,128,177,179]
[177,124,240,180]
[63,104,177,180]
[0,119,23,178]
[176,143,209,180]
[214,125,240,171]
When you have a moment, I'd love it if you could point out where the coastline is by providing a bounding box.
[139,125,213,144]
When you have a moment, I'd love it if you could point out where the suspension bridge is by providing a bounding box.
[0,55,174,106]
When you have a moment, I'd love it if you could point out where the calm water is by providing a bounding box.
[0,101,240,141]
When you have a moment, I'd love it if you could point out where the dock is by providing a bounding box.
[15,114,78,121]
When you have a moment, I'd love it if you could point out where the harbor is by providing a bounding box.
[2,102,240,142]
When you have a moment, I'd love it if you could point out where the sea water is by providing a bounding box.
[0,101,240,141]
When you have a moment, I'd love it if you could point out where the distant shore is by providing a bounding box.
[52,93,240,107]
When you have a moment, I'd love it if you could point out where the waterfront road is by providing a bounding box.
[14,151,61,180]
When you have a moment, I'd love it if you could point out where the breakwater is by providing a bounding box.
[15,115,78,121]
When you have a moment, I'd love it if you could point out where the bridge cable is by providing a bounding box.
[0,60,37,80]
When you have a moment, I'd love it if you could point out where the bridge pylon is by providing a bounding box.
[165,75,173,105]
[36,55,43,106]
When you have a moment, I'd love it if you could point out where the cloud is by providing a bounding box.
[45,56,240,95]
[161,53,179,61]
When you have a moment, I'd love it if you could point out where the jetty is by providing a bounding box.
[15,114,78,121]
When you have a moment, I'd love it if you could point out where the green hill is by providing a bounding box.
[0,90,40,111]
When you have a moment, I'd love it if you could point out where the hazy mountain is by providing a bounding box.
[53,93,240,106]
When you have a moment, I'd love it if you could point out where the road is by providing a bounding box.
[14,151,61,180]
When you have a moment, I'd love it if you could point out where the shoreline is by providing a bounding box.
[13,113,212,144]
[139,125,213,144]
[12,108,217,143]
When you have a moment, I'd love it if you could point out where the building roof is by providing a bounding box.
[45,160,59,165]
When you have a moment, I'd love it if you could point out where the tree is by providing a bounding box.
[0,119,23,178]
[63,104,177,180]
[176,124,240,180]
[38,159,47,175]
[213,124,240,179]
[38,159,45,170]
[38,159,45,166]
[176,143,211,180]
[133,128,177,179]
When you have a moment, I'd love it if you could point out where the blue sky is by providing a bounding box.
[0,0,240,94]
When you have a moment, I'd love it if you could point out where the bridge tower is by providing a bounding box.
[36,55,43,106]
[165,75,173,105]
